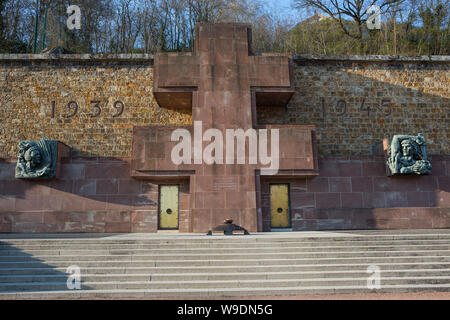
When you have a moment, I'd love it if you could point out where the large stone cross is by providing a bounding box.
[132,23,318,232]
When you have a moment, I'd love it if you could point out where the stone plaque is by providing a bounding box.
[212,177,238,192]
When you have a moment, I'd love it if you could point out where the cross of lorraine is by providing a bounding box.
[131,23,319,233]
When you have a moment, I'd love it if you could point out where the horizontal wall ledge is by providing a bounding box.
[0,53,154,62]
[292,54,450,63]
[1,53,448,64]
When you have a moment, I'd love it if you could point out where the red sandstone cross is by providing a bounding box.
[132,23,318,232]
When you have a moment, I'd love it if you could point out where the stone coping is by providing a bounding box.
[0,53,448,63]
[293,54,450,63]
[0,53,154,61]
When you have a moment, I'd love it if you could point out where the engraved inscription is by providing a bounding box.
[213,177,238,191]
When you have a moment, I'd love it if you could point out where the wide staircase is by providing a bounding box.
[0,230,449,299]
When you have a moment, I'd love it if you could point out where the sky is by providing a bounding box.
[264,0,294,11]
[261,0,308,22]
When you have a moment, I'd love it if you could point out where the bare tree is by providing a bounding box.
[188,0,226,22]
[2,0,34,49]
[113,0,142,53]
[1,0,446,55]
[293,0,404,52]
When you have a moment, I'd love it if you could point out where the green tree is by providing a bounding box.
[417,0,449,54]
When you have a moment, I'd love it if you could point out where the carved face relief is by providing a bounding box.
[25,148,42,168]
[401,143,412,157]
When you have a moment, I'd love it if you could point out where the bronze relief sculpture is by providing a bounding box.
[386,133,432,176]
[15,139,58,179]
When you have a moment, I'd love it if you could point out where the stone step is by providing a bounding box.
[0,231,448,298]
[0,229,450,243]
[1,262,449,276]
[0,276,449,292]
[0,269,448,283]
[1,256,449,268]
[1,244,449,256]
[148,269,450,282]
[1,249,450,262]
[1,234,450,246]
[2,284,450,299]
[0,239,450,252]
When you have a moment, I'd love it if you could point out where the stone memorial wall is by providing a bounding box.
[0,46,448,233]
[0,55,448,158]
